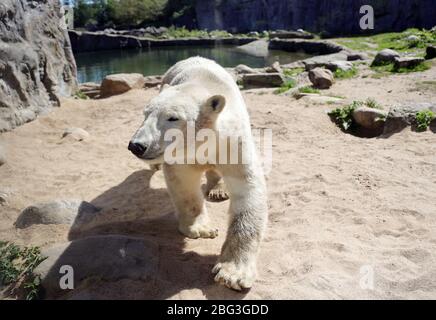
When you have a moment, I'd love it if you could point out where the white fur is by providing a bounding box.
[130,57,268,290]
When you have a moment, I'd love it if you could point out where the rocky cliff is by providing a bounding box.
[195,0,436,35]
[0,0,77,132]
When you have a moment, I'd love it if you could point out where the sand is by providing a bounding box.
[0,64,436,299]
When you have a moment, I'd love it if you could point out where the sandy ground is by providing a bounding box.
[1,64,436,299]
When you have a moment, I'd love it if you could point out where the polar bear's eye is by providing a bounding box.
[167,116,179,122]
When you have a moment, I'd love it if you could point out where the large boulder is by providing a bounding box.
[352,107,388,130]
[308,68,334,89]
[325,61,354,72]
[425,46,436,60]
[242,73,285,88]
[100,73,146,98]
[371,49,400,66]
[15,200,100,229]
[269,30,314,39]
[0,0,77,132]
[235,39,269,57]
[383,103,436,135]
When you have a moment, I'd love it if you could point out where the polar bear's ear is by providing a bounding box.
[160,83,171,92]
[205,95,226,114]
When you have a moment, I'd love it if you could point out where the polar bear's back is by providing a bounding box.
[162,56,238,92]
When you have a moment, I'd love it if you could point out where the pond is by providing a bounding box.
[75,46,311,83]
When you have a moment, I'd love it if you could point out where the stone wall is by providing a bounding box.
[0,0,77,132]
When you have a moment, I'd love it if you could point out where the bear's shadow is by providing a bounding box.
[43,169,247,300]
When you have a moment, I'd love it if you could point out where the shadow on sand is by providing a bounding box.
[41,169,246,300]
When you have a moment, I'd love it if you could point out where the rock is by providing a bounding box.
[265,61,282,73]
[393,57,425,70]
[235,39,269,57]
[100,73,146,98]
[0,191,8,206]
[62,128,90,141]
[383,103,436,135]
[0,0,77,132]
[269,39,344,55]
[405,35,420,43]
[371,49,400,66]
[34,235,158,298]
[235,64,258,75]
[0,145,6,166]
[352,107,388,130]
[425,45,436,60]
[302,51,350,71]
[242,73,285,89]
[15,200,100,229]
[78,82,100,99]
[308,68,334,89]
[144,75,163,88]
[300,95,344,104]
[347,52,369,61]
[269,30,314,39]
[326,61,353,72]
[248,31,260,37]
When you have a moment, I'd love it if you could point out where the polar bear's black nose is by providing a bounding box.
[128,142,147,156]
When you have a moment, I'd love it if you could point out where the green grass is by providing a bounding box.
[334,67,358,79]
[334,28,436,55]
[364,98,382,110]
[283,67,305,77]
[415,110,435,132]
[164,27,238,39]
[274,79,297,94]
[371,61,431,76]
[298,86,320,94]
[0,241,46,300]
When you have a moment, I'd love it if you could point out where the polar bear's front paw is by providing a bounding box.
[212,260,256,291]
[178,223,218,239]
[206,182,229,202]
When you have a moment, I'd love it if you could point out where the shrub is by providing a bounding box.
[328,101,364,130]
[274,79,297,94]
[415,110,435,132]
[334,67,358,79]
[0,241,46,300]
[298,86,320,94]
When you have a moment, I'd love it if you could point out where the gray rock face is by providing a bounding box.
[425,46,436,60]
[308,68,334,89]
[242,73,285,88]
[0,0,77,132]
[195,0,436,35]
[35,235,158,298]
[372,49,400,66]
[352,107,387,130]
[15,200,100,229]
[383,103,436,135]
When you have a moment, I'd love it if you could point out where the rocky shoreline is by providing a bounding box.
[69,30,257,53]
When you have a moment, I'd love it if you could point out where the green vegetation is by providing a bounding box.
[298,86,320,94]
[334,66,358,79]
[371,61,431,75]
[335,28,436,54]
[328,102,359,130]
[71,0,194,29]
[0,241,47,300]
[274,79,297,94]
[283,67,305,77]
[415,110,435,132]
[328,99,383,130]
[74,90,89,100]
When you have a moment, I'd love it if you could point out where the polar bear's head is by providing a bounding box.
[128,85,226,164]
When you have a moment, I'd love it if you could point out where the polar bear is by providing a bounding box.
[128,57,268,290]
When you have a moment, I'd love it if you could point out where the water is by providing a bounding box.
[75,46,310,83]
